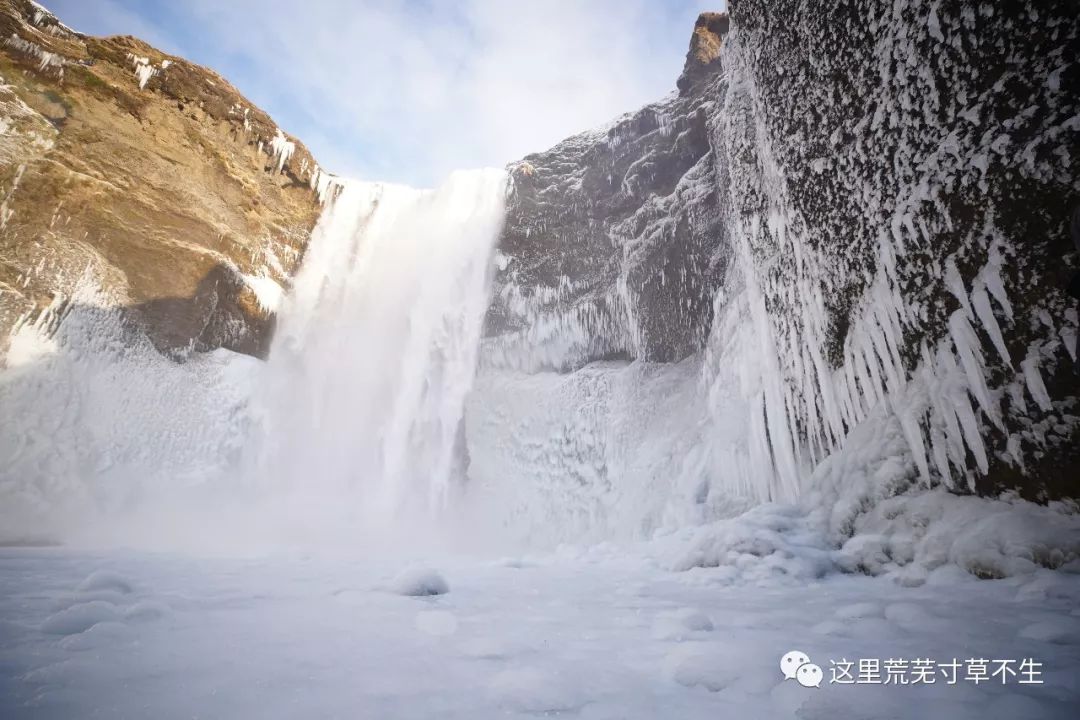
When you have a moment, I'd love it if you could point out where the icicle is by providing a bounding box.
[1020,348,1053,412]
[269,129,295,174]
[970,284,1011,366]
[947,310,1002,429]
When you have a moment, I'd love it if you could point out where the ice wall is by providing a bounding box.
[0,282,261,545]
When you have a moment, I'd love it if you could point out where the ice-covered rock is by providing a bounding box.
[492,0,1079,510]
[391,567,450,597]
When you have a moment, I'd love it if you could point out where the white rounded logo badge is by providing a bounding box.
[780,649,820,688]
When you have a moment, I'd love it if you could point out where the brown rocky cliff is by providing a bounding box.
[676,12,728,95]
[0,0,334,362]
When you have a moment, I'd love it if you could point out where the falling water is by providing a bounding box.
[249,169,509,537]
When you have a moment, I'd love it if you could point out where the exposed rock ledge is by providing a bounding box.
[0,0,336,362]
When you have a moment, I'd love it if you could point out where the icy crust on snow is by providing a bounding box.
[4,552,1078,720]
[662,490,1080,586]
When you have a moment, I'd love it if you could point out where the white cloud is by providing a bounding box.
[59,0,722,185]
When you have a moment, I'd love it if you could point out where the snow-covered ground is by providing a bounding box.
[2,543,1079,719]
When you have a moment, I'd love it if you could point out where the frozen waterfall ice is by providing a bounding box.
[0,169,509,548]
[248,169,509,538]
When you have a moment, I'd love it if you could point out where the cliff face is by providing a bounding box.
[3,0,1077,504]
[492,1,1079,501]
[0,0,333,362]
[716,0,1078,501]
[487,13,731,369]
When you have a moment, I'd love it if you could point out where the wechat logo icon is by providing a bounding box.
[780,650,822,688]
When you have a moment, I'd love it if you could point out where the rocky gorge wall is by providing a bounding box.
[0,0,334,362]
[489,0,1079,505]
[1,0,1077,543]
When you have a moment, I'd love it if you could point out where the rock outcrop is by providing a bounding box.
[0,0,334,361]
[488,44,727,368]
[492,1,1079,501]
[487,11,735,371]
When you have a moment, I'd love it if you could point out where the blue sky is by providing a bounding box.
[48,0,722,186]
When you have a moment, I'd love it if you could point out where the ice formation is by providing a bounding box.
[240,273,284,313]
[309,165,344,204]
[26,1,76,35]
[5,33,65,77]
[126,53,159,90]
[268,129,295,174]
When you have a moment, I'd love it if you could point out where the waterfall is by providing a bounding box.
[249,169,509,537]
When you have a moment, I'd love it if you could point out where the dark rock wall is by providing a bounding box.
[493,1,1079,499]
[718,0,1079,498]
[488,18,730,369]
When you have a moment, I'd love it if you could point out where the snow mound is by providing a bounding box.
[663,484,1080,583]
[458,637,513,660]
[40,601,120,635]
[57,620,134,651]
[651,608,714,641]
[663,646,742,693]
[391,567,449,596]
[77,570,134,595]
[838,490,1080,580]
[662,504,835,584]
